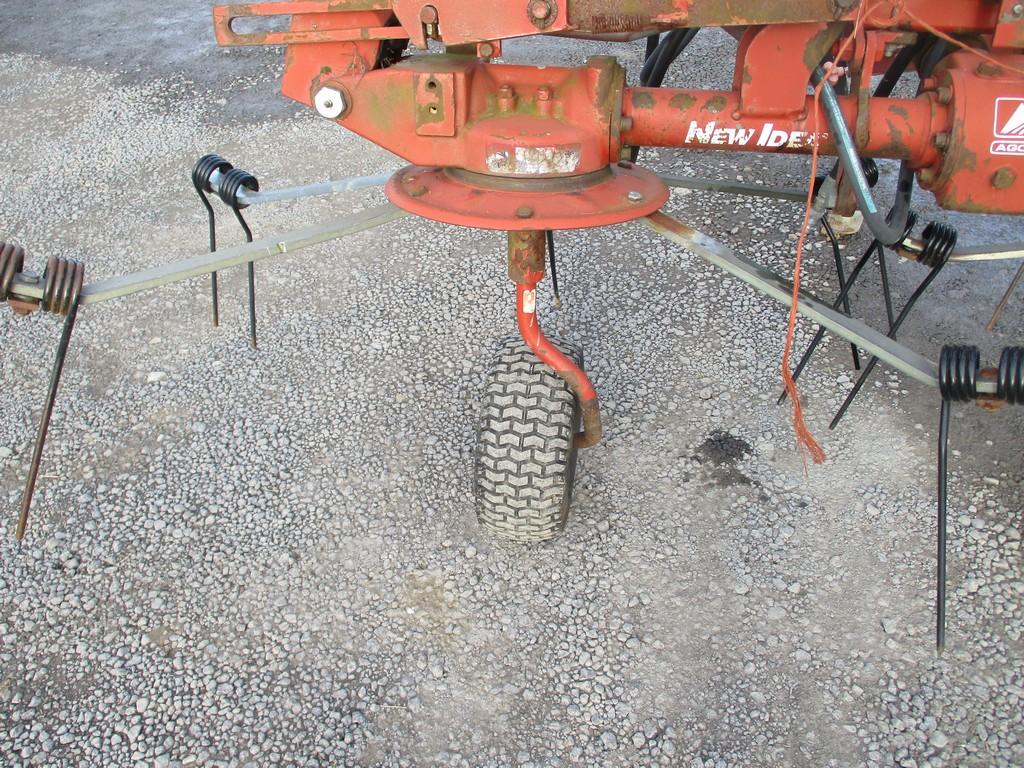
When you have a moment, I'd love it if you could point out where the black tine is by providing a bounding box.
[936,398,951,654]
[546,230,561,309]
[822,216,861,370]
[987,262,1024,332]
[778,238,880,405]
[876,241,896,330]
[231,206,257,349]
[193,168,221,327]
[830,260,948,430]
[16,301,80,541]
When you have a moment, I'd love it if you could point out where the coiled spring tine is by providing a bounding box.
[830,222,958,430]
[15,257,86,541]
[218,168,260,349]
[192,154,234,327]
[935,346,980,653]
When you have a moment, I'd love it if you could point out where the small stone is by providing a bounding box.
[600,731,617,749]
[146,371,167,384]
[930,731,949,749]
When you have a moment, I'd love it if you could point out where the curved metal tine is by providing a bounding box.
[16,301,81,540]
[192,180,220,327]
[777,238,880,405]
[936,398,951,654]
[230,205,257,349]
[876,237,896,329]
[987,262,1024,331]
[546,230,561,309]
[822,216,862,370]
[829,259,949,430]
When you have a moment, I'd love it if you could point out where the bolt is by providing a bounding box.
[497,83,517,113]
[419,5,439,24]
[528,0,551,20]
[1012,3,1024,19]
[977,62,1003,77]
[516,206,534,219]
[537,86,552,101]
[933,132,951,150]
[936,86,953,105]
[314,86,348,119]
[478,42,494,58]
[992,167,1017,190]
[627,191,644,203]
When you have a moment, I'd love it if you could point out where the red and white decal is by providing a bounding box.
[991,97,1024,156]
[685,121,826,150]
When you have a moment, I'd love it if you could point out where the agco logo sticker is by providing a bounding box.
[992,97,1024,156]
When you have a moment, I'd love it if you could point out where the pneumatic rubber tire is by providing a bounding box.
[474,337,582,542]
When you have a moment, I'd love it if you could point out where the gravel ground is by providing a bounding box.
[1,5,1023,767]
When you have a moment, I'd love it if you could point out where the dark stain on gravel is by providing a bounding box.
[696,429,753,486]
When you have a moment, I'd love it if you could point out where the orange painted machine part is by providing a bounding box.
[216,1,1011,48]
[921,51,1024,214]
[620,87,948,168]
[509,231,602,448]
[284,56,627,179]
[213,0,1024,217]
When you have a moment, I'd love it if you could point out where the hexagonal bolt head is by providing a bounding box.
[315,86,348,120]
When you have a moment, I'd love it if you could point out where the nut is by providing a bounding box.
[314,86,348,120]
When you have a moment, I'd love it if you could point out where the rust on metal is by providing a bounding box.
[385,164,668,231]
[509,231,603,449]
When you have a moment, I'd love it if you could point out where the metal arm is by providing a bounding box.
[6,204,406,307]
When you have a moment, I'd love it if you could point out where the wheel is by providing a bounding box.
[474,336,582,542]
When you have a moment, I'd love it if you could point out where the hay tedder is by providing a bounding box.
[2,1,1024,650]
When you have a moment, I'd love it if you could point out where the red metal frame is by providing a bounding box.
[210,0,1024,452]
[509,231,601,448]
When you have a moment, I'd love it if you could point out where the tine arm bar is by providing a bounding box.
[7,204,407,306]
[646,211,998,396]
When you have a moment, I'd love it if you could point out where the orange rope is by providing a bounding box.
[782,2,884,465]
[783,1,1022,465]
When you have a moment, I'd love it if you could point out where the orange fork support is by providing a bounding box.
[508,231,602,449]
